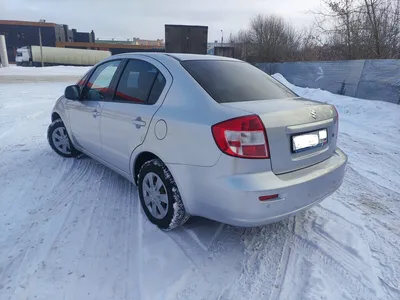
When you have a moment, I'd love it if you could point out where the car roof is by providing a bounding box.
[111,52,239,62]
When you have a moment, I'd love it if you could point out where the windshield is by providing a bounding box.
[181,60,297,103]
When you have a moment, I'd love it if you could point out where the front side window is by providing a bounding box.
[81,60,121,101]
[181,60,296,103]
[114,59,166,104]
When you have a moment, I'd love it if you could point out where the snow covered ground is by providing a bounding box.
[0,66,399,300]
[0,65,91,83]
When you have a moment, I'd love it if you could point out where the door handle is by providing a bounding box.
[132,117,146,129]
[92,109,100,118]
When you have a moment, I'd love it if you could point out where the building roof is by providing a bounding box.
[0,20,57,27]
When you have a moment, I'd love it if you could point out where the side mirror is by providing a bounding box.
[64,85,80,100]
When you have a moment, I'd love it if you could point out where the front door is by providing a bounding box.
[100,56,171,174]
[67,60,122,157]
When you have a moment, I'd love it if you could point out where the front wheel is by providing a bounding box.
[138,159,189,230]
[47,119,80,158]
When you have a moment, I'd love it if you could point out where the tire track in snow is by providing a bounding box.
[12,197,76,299]
[315,205,364,234]
[135,183,144,300]
[288,232,377,299]
[0,152,73,284]
[172,224,247,300]
[9,159,98,300]
[268,217,295,300]
[1,158,94,298]
[65,168,119,300]
[20,162,122,300]
[167,230,207,270]
[220,221,289,300]
[342,167,400,299]
[123,184,137,300]
[258,201,379,300]
[56,167,107,300]
[64,169,142,300]
[167,221,239,272]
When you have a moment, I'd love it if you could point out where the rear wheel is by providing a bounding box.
[138,158,189,230]
[47,119,80,158]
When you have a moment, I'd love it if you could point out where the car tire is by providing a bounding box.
[138,158,190,231]
[47,119,80,158]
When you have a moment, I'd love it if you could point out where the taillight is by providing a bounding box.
[211,115,270,159]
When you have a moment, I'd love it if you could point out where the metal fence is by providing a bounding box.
[256,60,400,104]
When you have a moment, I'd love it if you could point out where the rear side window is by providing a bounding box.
[114,59,166,104]
[148,73,166,104]
[181,60,296,103]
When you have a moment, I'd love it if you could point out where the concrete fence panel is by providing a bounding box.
[256,59,400,104]
[356,60,400,104]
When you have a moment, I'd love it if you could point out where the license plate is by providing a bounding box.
[292,129,328,153]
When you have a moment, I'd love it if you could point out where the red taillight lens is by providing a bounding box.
[211,115,270,159]
[259,194,279,201]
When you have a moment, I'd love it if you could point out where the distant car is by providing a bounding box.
[47,53,348,230]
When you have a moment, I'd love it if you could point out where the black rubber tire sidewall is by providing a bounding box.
[47,119,80,158]
[138,159,188,230]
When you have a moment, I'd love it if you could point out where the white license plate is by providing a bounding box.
[292,129,327,153]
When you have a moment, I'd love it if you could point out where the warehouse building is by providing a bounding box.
[0,20,95,62]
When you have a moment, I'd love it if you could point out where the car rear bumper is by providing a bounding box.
[167,148,348,227]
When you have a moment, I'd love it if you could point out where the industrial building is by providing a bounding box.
[0,20,165,63]
[0,20,232,65]
[0,20,95,62]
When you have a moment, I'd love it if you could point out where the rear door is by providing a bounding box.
[67,59,122,157]
[100,56,172,174]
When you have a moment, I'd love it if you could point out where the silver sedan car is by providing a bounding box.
[48,53,347,230]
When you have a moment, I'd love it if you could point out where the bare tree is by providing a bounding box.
[230,14,303,63]
[312,0,359,59]
[363,0,381,57]
[311,0,400,59]
[232,1,400,62]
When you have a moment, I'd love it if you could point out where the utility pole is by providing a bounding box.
[38,28,44,67]
[39,19,45,67]
[221,30,224,46]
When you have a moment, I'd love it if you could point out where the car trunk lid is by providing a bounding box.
[221,97,338,174]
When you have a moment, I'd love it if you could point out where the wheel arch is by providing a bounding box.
[50,108,77,150]
[51,112,62,122]
[133,151,160,185]
[133,150,192,228]
[131,149,192,215]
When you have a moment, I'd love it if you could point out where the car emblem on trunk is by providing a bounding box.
[310,109,317,119]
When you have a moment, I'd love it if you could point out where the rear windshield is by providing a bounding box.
[181,60,296,103]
